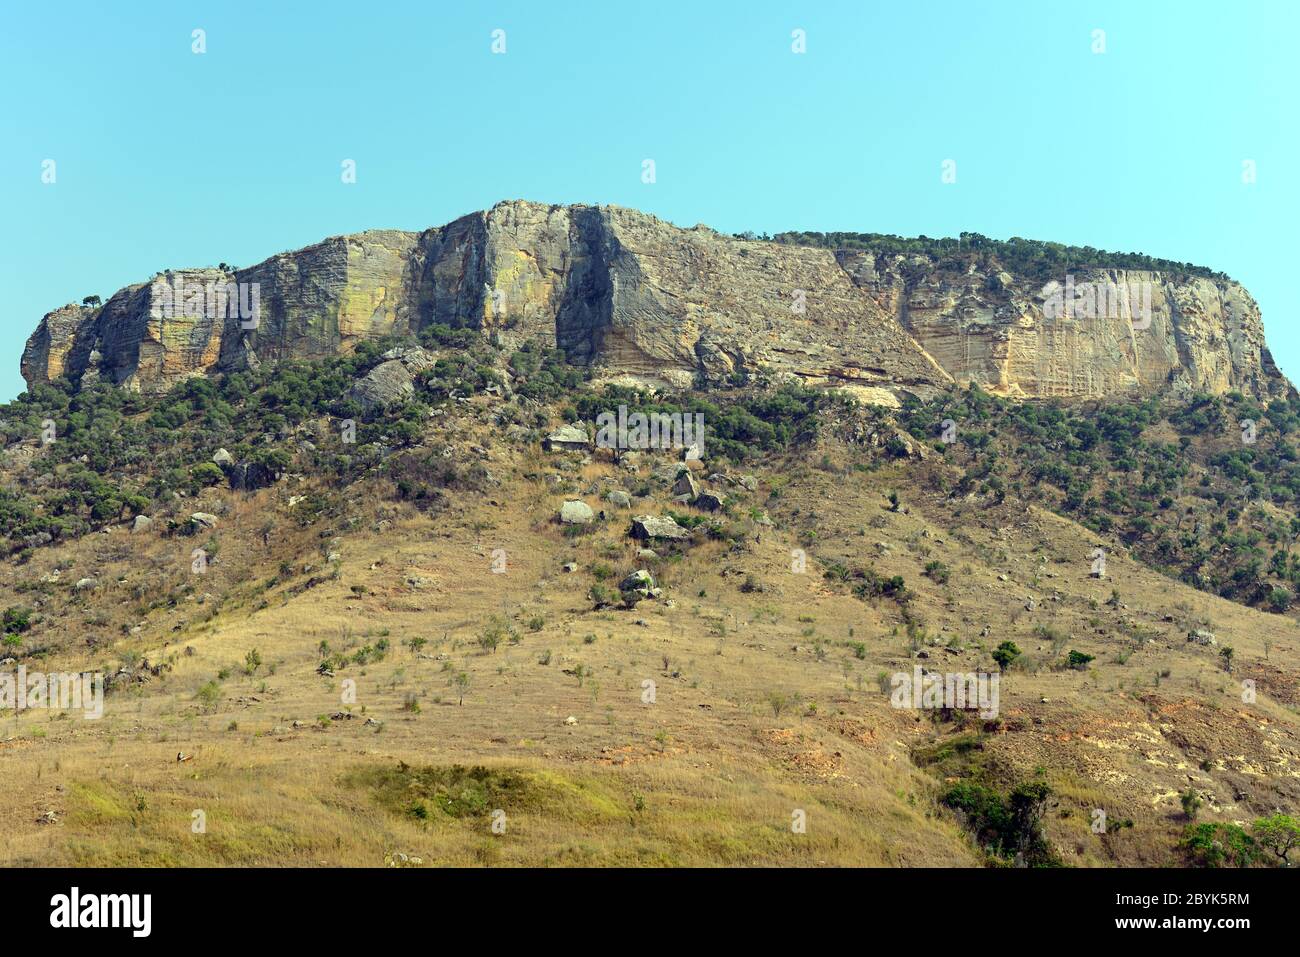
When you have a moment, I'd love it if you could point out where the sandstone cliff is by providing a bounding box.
[20,201,1290,404]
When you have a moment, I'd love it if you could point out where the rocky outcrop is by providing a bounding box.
[21,201,1291,403]
[347,359,415,411]
[835,253,1285,401]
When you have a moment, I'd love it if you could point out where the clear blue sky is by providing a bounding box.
[1,0,1295,401]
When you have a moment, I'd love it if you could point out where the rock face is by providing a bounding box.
[21,201,1291,403]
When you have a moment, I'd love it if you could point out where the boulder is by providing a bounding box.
[652,462,686,484]
[867,426,930,461]
[130,515,153,534]
[212,448,234,467]
[380,345,437,372]
[631,515,690,541]
[545,424,590,452]
[694,492,724,511]
[74,577,98,591]
[672,471,701,499]
[606,489,632,508]
[225,460,282,491]
[190,512,218,529]
[559,500,595,525]
[1187,629,1218,647]
[347,360,415,411]
[619,569,662,603]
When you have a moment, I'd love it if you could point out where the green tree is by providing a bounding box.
[1066,649,1095,671]
[991,641,1021,672]
[1253,814,1300,866]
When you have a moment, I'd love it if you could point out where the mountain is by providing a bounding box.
[21,201,1291,404]
[5,205,1300,870]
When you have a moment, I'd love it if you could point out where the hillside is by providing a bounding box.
[1,316,1298,866]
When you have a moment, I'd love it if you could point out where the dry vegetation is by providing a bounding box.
[2,395,1298,868]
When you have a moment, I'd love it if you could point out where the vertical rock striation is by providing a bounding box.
[19,200,1290,404]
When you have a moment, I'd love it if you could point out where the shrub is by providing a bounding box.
[992,641,1021,672]
[2,606,33,635]
[1066,650,1095,671]
[940,779,1057,865]
[195,681,221,713]
[1180,822,1258,867]
[923,560,951,584]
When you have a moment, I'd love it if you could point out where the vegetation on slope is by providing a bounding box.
[891,384,1300,616]
[751,229,1229,282]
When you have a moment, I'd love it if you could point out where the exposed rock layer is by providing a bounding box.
[20,201,1290,402]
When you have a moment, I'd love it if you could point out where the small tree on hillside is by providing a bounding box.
[1253,814,1300,866]
[992,641,1021,673]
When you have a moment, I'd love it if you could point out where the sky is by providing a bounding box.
[1,0,1295,401]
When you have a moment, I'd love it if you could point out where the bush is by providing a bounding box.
[992,641,1021,672]
[195,681,221,713]
[1066,650,1095,671]
[923,560,951,584]
[940,779,1057,865]
[191,462,225,487]
[1180,822,1258,867]
[2,606,33,635]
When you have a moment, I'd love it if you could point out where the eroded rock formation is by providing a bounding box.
[20,201,1290,403]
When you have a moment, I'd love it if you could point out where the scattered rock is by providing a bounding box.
[865,425,930,460]
[606,489,632,508]
[545,424,590,452]
[619,569,661,603]
[631,515,690,541]
[224,460,283,491]
[652,462,686,484]
[1187,629,1218,647]
[673,471,701,499]
[380,345,437,372]
[347,359,415,411]
[190,512,218,529]
[694,492,724,511]
[131,515,153,534]
[559,500,595,525]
